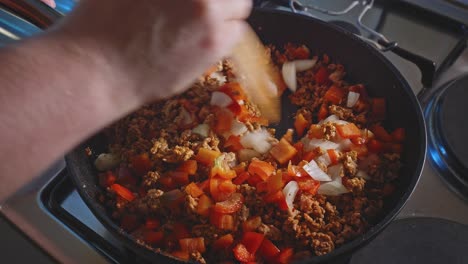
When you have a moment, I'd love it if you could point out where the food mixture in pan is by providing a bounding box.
[93,43,405,263]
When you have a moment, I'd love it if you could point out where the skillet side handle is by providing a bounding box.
[377,39,436,88]
[0,0,61,29]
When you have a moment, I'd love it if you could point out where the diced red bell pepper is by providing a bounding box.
[350,144,369,157]
[210,211,234,230]
[213,107,234,133]
[391,128,406,142]
[177,160,197,175]
[247,173,263,187]
[233,171,251,185]
[278,248,294,264]
[144,231,164,245]
[264,190,288,211]
[291,45,311,59]
[145,218,160,230]
[185,182,204,198]
[315,67,329,85]
[336,123,362,139]
[243,216,262,231]
[241,232,265,255]
[370,98,386,121]
[111,184,135,202]
[213,234,234,250]
[327,149,340,165]
[195,148,221,166]
[171,251,190,261]
[302,151,317,162]
[233,243,255,263]
[256,181,269,194]
[131,153,152,176]
[233,162,246,175]
[266,170,284,194]
[294,113,309,137]
[198,179,210,193]
[196,194,213,217]
[370,124,393,142]
[324,85,346,105]
[368,139,384,153]
[120,214,139,232]
[308,124,324,139]
[270,138,298,165]
[99,171,117,188]
[258,238,281,262]
[248,159,275,181]
[159,176,176,191]
[213,193,244,214]
[167,171,190,186]
[224,135,244,152]
[317,104,328,121]
[218,180,237,193]
[297,177,320,196]
[210,177,236,202]
[179,237,206,253]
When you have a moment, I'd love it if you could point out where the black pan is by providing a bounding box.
[3,1,426,263]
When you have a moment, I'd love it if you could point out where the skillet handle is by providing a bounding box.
[0,0,61,29]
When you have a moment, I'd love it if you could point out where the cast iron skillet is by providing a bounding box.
[2,1,426,263]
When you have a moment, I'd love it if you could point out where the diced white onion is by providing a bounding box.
[192,124,210,137]
[283,181,299,213]
[282,62,297,92]
[356,170,370,180]
[318,115,339,124]
[327,164,343,179]
[294,59,317,72]
[347,91,360,108]
[303,138,339,152]
[338,139,353,151]
[210,91,233,107]
[95,153,120,171]
[240,129,272,154]
[238,149,261,162]
[180,107,193,125]
[303,160,332,182]
[230,119,248,136]
[333,120,350,125]
[318,178,349,196]
[209,71,227,85]
[316,154,331,167]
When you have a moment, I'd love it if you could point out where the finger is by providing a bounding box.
[208,0,252,21]
[212,20,250,56]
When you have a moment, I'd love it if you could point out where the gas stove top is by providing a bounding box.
[1,1,468,263]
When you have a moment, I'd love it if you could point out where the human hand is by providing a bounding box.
[54,0,252,102]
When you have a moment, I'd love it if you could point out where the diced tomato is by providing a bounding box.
[179,237,206,253]
[317,104,328,121]
[185,182,204,198]
[213,234,235,250]
[99,171,117,188]
[111,184,135,202]
[270,138,298,165]
[368,139,384,153]
[144,231,164,245]
[195,148,221,166]
[294,113,309,137]
[291,45,310,59]
[224,135,244,152]
[145,218,160,230]
[219,82,248,102]
[214,193,244,214]
[247,173,263,187]
[233,243,255,263]
[315,67,329,85]
[297,177,320,196]
[382,183,396,196]
[324,85,346,105]
[278,248,294,264]
[196,194,213,217]
[243,216,262,231]
[171,251,190,261]
[233,171,251,185]
[327,149,340,165]
[120,214,139,232]
[248,159,275,181]
[336,123,362,139]
[258,238,281,261]
[370,124,393,142]
[350,144,369,157]
[391,128,406,142]
[241,232,265,255]
[266,171,284,194]
[210,211,235,230]
[131,153,152,176]
[370,98,386,121]
[167,171,189,186]
[264,190,288,211]
[177,160,197,175]
[213,107,234,133]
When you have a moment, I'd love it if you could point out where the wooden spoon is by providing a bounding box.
[230,27,282,123]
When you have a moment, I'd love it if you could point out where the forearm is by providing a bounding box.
[0,32,140,202]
